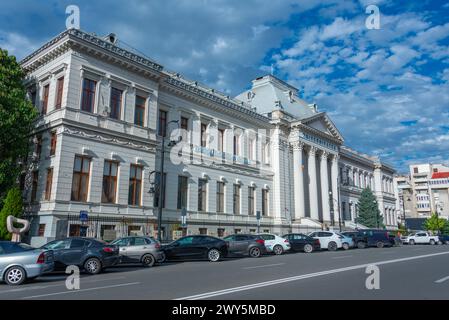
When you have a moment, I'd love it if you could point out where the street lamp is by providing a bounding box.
[329,190,342,232]
[373,199,379,229]
[400,192,410,231]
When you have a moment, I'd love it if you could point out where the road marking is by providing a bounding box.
[21,282,140,299]
[243,263,285,270]
[332,255,353,259]
[176,250,449,300]
[435,276,449,284]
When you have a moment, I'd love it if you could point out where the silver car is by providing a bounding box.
[0,241,54,285]
[111,236,164,267]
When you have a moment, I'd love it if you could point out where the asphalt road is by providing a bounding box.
[1,245,449,300]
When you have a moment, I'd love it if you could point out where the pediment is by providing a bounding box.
[301,112,344,142]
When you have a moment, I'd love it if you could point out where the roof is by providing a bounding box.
[431,172,449,179]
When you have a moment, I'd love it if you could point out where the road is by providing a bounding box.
[1,245,449,300]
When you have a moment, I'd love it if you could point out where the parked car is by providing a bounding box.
[257,233,291,255]
[405,232,439,245]
[282,233,321,253]
[388,233,402,246]
[161,235,228,262]
[111,236,164,267]
[0,241,54,285]
[437,234,449,244]
[308,231,343,251]
[41,237,120,275]
[223,234,266,258]
[338,233,354,250]
[350,229,392,248]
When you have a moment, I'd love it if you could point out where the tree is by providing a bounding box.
[0,187,23,240]
[423,213,446,234]
[355,188,384,229]
[0,48,38,203]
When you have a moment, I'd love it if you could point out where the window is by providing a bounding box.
[110,87,122,120]
[31,171,38,202]
[248,186,255,215]
[177,176,188,209]
[199,228,208,235]
[433,168,438,173]
[413,167,418,174]
[153,172,167,208]
[218,129,225,152]
[248,138,254,160]
[128,164,143,206]
[42,84,49,115]
[43,239,70,250]
[233,184,240,215]
[50,132,57,156]
[30,90,37,107]
[134,96,146,126]
[35,135,42,160]
[181,116,189,141]
[198,179,207,212]
[177,236,194,246]
[44,168,53,201]
[132,237,147,246]
[55,77,64,109]
[70,239,87,249]
[216,182,225,213]
[201,123,207,147]
[158,110,167,137]
[233,135,240,156]
[81,78,96,112]
[102,160,118,203]
[217,228,225,237]
[262,189,269,216]
[38,224,46,237]
[71,155,91,202]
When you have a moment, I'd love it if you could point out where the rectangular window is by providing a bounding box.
[199,228,207,235]
[38,224,46,237]
[181,117,189,141]
[201,123,207,147]
[31,171,39,202]
[233,184,240,215]
[198,179,207,212]
[177,176,188,209]
[128,164,143,206]
[81,78,96,112]
[217,228,225,237]
[248,138,254,160]
[262,189,269,216]
[71,155,91,202]
[31,90,37,107]
[233,135,239,156]
[102,160,118,203]
[218,129,224,152]
[55,77,64,109]
[44,168,53,201]
[153,172,166,208]
[42,84,49,115]
[35,135,42,160]
[50,132,57,156]
[158,110,167,137]
[248,186,255,215]
[110,87,122,120]
[134,96,146,126]
[216,182,225,213]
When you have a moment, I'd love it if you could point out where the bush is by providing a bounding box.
[0,187,23,240]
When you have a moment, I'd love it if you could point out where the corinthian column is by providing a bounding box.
[308,146,319,220]
[320,151,330,222]
[331,154,340,224]
[293,141,305,220]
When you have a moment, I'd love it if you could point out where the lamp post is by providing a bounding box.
[374,199,380,229]
[156,120,181,242]
[329,190,342,232]
[400,192,409,231]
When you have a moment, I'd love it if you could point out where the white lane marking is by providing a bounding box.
[332,255,353,259]
[243,263,285,270]
[176,250,449,300]
[435,276,449,284]
[21,282,140,299]
[0,277,127,294]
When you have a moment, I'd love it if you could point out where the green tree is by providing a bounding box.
[355,188,384,228]
[423,213,446,234]
[0,187,23,240]
[0,48,38,203]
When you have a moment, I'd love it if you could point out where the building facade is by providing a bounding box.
[19,30,397,246]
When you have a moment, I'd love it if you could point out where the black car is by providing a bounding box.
[282,233,321,253]
[344,229,392,248]
[223,234,266,258]
[161,235,228,262]
[41,237,120,274]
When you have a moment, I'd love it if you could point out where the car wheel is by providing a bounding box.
[342,243,350,250]
[249,247,261,258]
[208,249,221,262]
[438,241,443,245]
[84,257,102,275]
[409,240,415,245]
[357,241,366,249]
[4,266,26,286]
[376,241,384,248]
[273,245,284,255]
[328,242,338,251]
[430,239,436,245]
[303,244,313,253]
[141,254,156,267]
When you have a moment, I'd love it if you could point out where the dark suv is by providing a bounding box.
[343,230,392,249]
[223,234,266,258]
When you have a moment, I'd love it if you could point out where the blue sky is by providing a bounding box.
[1,0,448,173]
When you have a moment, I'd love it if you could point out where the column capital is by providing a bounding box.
[292,141,305,151]
[320,150,329,160]
[308,145,318,156]
[331,153,340,163]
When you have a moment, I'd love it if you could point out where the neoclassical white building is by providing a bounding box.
[18,29,397,246]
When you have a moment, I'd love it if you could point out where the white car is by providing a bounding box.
[405,232,439,245]
[257,234,291,255]
[308,231,344,251]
